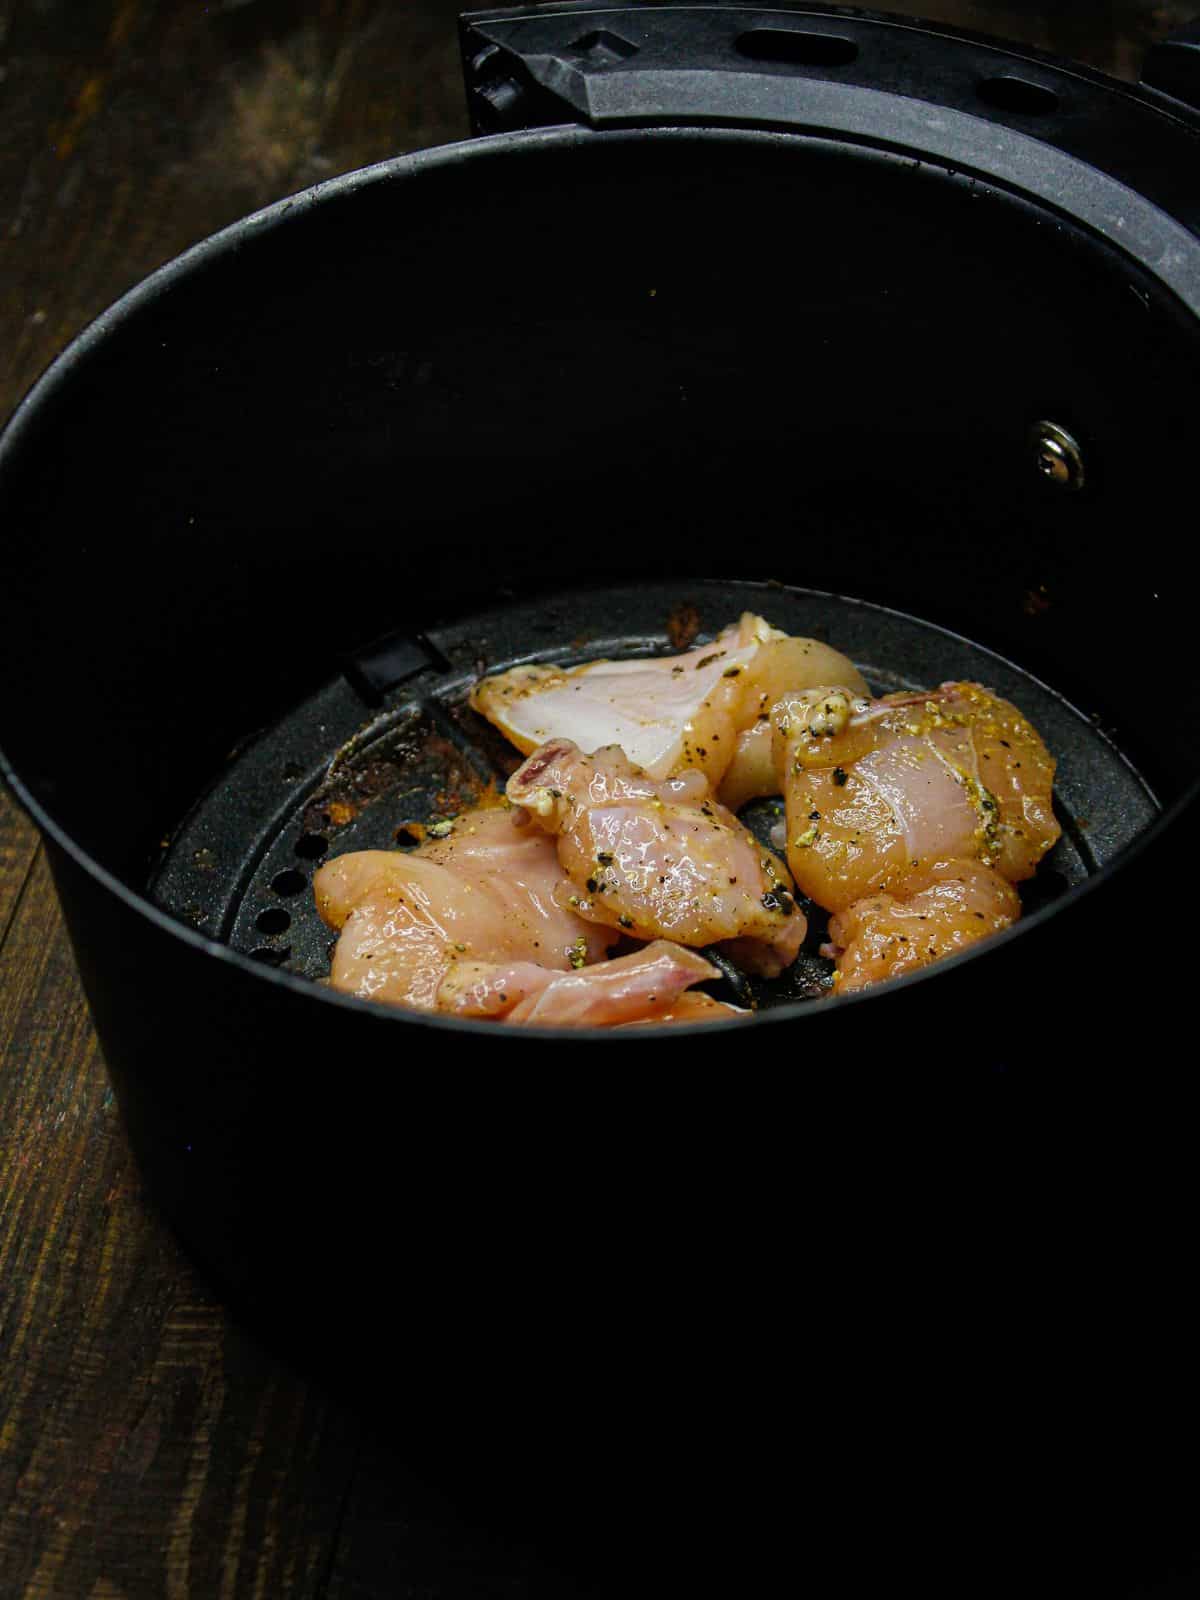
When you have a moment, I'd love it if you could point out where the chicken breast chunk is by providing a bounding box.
[315,808,603,1006]
[471,612,866,795]
[772,681,1060,914]
[822,859,1021,993]
[439,940,738,1025]
[315,806,738,1025]
[507,738,806,977]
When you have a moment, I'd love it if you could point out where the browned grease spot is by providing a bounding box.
[304,725,490,837]
[667,601,701,651]
[399,779,509,845]
[464,777,508,811]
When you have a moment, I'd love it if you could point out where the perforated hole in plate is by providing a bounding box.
[977,75,1061,116]
[736,29,860,68]
[250,946,291,965]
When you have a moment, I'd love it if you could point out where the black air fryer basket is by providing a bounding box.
[2,3,1200,1545]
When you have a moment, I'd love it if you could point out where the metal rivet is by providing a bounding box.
[1030,420,1084,490]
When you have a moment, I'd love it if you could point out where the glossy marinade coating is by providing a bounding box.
[507,737,806,978]
[772,681,1060,915]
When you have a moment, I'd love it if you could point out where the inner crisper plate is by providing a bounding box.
[150,581,1159,1013]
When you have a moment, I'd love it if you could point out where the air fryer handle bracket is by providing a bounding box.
[459,2,900,136]
[1141,18,1200,111]
[461,3,1200,141]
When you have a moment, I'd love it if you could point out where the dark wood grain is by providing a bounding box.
[914,0,1189,79]
[1,0,472,422]
[1,2,1195,1595]
[0,792,39,947]
[0,825,356,1597]
[0,8,504,1593]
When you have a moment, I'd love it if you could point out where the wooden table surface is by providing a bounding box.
[2,3,1196,1595]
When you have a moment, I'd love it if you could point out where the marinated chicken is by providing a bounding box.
[822,858,1021,994]
[314,807,612,1001]
[471,612,866,797]
[316,611,1061,1016]
[315,807,739,1024]
[771,681,1060,914]
[439,940,741,1025]
[618,991,749,1026]
[507,737,805,978]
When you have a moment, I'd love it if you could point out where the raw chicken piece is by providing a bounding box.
[715,629,869,809]
[823,859,1021,994]
[717,719,781,812]
[471,612,866,794]
[315,809,731,1025]
[439,940,732,1025]
[616,991,748,1026]
[506,738,806,978]
[771,681,1060,913]
[314,807,614,1012]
